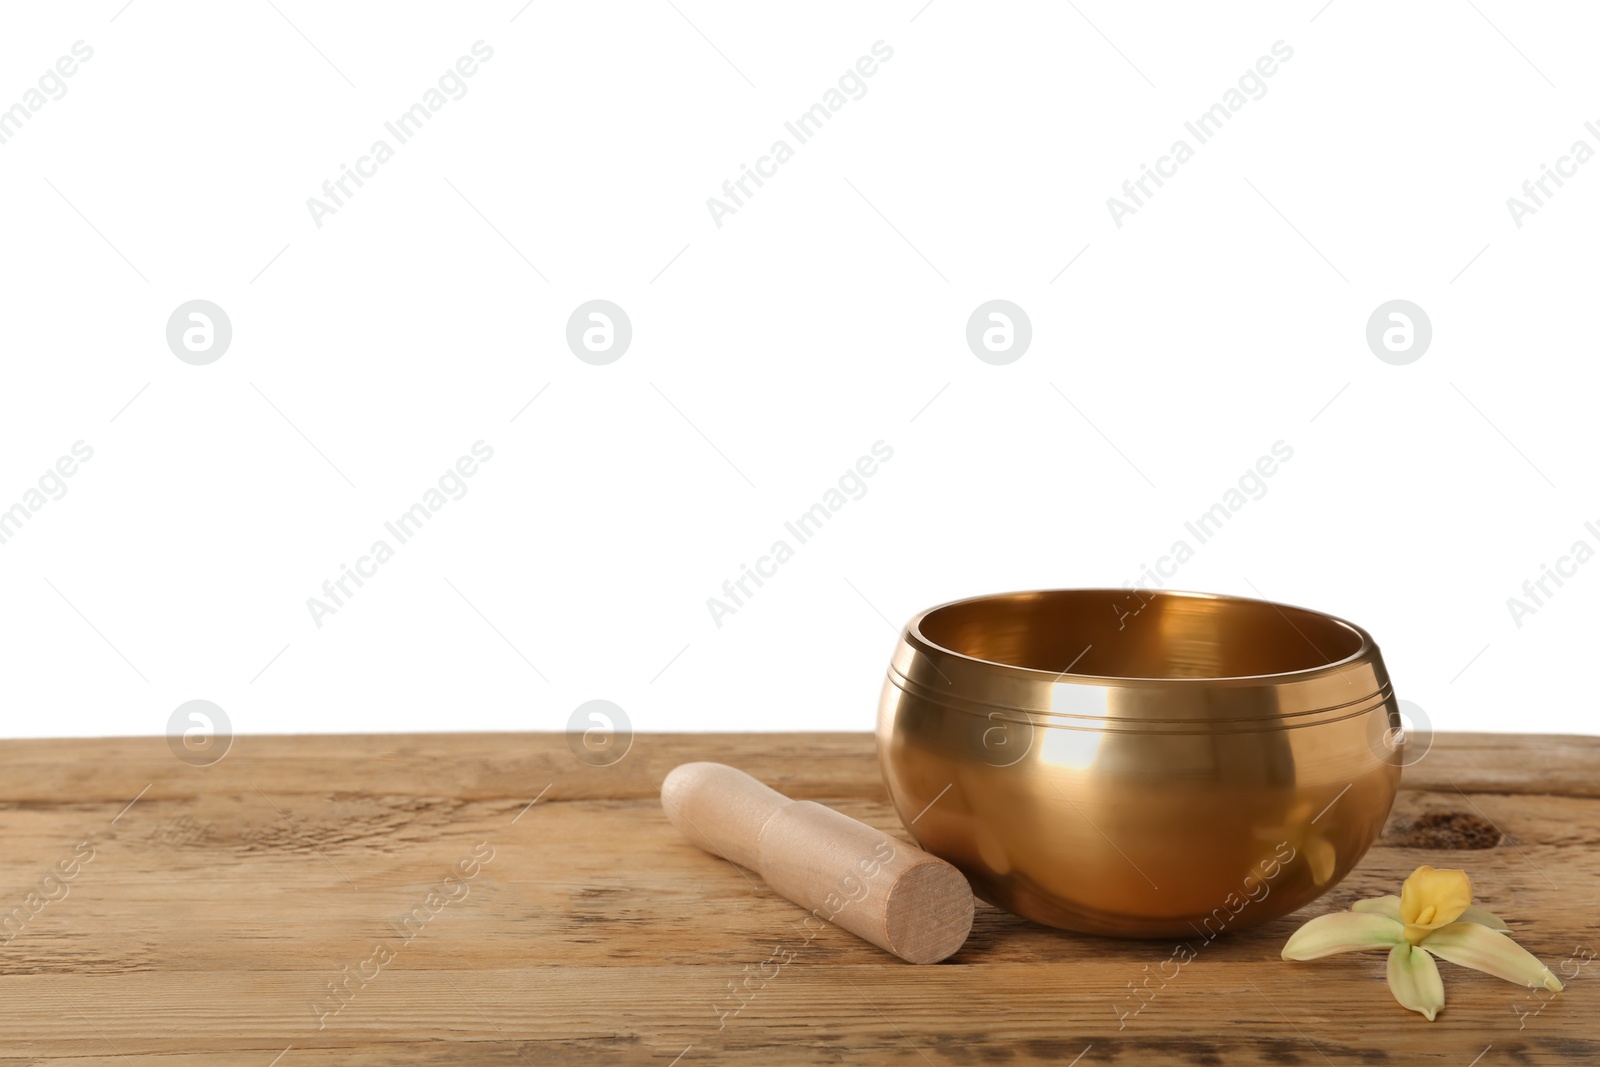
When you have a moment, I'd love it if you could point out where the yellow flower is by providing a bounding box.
[1281,865,1563,1020]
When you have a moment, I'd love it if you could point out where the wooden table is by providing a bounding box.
[1,732,1594,1065]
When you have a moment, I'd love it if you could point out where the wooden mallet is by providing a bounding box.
[660,761,974,964]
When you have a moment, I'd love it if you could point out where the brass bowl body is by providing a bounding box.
[877,589,1403,939]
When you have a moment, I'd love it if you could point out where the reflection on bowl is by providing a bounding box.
[877,589,1403,939]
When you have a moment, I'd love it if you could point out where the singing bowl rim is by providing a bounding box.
[902,587,1378,688]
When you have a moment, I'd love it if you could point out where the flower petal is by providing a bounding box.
[1423,922,1564,991]
[1352,895,1402,921]
[1400,866,1472,927]
[1457,904,1511,932]
[1387,943,1446,1020]
[1283,911,1403,960]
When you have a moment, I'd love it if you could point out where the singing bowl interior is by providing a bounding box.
[917,588,1367,680]
[877,589,1403,939]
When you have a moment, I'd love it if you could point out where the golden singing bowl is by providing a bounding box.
[877,589,1404,939]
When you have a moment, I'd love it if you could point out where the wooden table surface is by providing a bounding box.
[0,732,1594,1065]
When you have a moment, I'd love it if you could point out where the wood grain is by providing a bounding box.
[0,732,1595,1065]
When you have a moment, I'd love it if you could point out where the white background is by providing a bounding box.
[2,1,1595,740]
